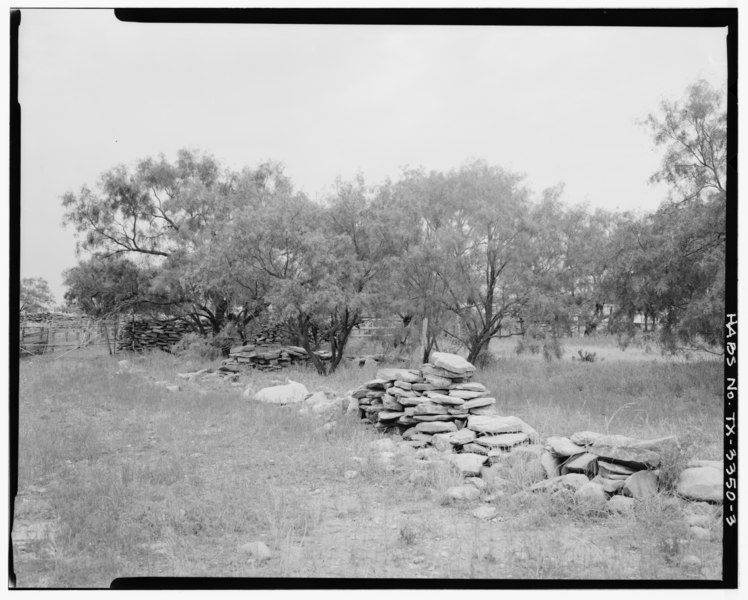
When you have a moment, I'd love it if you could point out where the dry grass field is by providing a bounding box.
[12,335,724,587]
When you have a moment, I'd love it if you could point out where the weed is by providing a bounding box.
[542,337,564,362]
[399,524,417,546]
[657,434,696,494]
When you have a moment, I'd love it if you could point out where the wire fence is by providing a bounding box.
[19,319,124,358]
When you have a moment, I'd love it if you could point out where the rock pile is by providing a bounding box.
[349,352,538,455]
[528,432,681,506]
[223,344,332,372]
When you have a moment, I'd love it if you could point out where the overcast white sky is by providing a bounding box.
[18,9,727,301]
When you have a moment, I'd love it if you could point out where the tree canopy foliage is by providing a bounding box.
[605,79,727,351]
[60,80,728,370]
[20,277,56,315]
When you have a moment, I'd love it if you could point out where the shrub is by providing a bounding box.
[657,435,694,494]
[172,332,223,361]
[515,337,541,356]
[542,337,564,362]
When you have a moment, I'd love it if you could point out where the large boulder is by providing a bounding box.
[569,430,604,447]
[545,436,585,458]
[378,411,405,421]
[445,485,481,502]
[422,374,453,388]
[588,445,661,470]
[413,402,449,415]
[364,378,389,390]
[425,393,465,406]
[376,368,421,383]
[588,434,679,456]
[677,465,722,503]
[462,397,496,410]
[430,352,476,375]
[447,428,477,446]
[472,505,498,520]
[414,414,456,422]
[540,451,562,478]
[607,495,635,515]
[462,442,490,455]
[561,453,598,477]
[575,481,607,508]
[421,363,464,380]
[622,470,659,498]
[449,453,488,476]
[252,380,309,404]
[415,421,458,434]
[467,415,525,435]
[597,460,636,479]
[239,541,272,561]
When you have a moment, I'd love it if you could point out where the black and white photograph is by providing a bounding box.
[10,5,737,589]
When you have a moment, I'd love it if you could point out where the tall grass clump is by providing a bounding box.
[476,356,722,448]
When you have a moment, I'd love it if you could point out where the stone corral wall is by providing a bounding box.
[118,319,193,352]
[240,320,292,345]
[116,318,295,353]
[222,343,332,372]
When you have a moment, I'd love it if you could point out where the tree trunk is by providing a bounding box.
[329,326,353,374]
[467,337,490,365]
[213,297,229,334]
[420,317,441,364]
[297,315,328,375]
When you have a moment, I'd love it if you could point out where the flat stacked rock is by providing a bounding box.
[222,344,332,372]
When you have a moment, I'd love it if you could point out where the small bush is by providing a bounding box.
[399,524,417,545]
[172,332,223,361]
[515,337,541,356]
[542,338,564,362]
[577,349,597,362]
[657,435,694,494]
